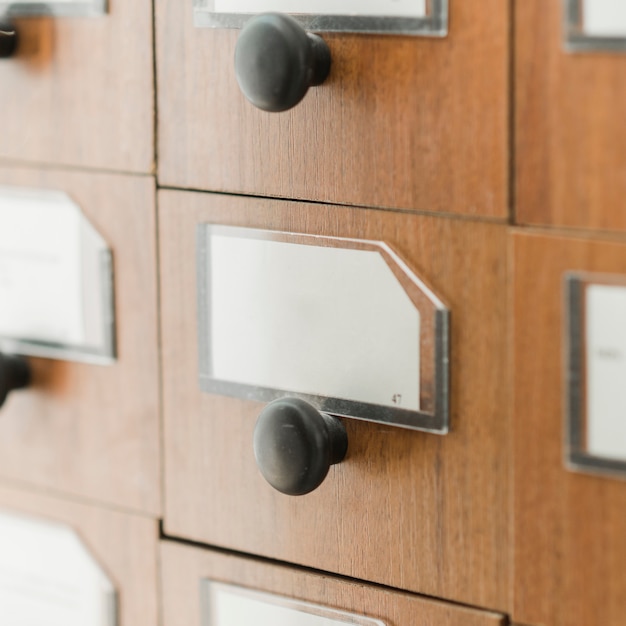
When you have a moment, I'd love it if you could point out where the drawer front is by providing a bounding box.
[0,481,159,626]
[155,1,508,217]
[516,0,626,231]
[159,190,510,610]
[513,230,626,626]
[0,166,160,515]
[0,0,154,173]
[161,540,506,626]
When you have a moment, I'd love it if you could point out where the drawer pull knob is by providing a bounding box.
[0,354,31,408]
[253,397,347,495]
[0,21,17,58]
[235,13,331,112]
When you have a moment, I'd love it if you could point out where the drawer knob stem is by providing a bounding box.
[0,21,18,58]
[235,13,331,112]
[253,397,347,495]
[0,353,31,408]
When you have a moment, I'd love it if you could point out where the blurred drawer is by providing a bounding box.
[159,190,510,610]
[161,540,506,626]
[513,229,626,626]
[516,0,626,232]
[0,480,158,626]
[0,0,154,173]
[0,166,160,515]
[155,1,508,217]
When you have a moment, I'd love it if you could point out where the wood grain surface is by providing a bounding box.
[0,166,160,515]
[512,229,626,626]
[0,0,154,173]
[155,0,508,217]
[516,1,626,231]
[161,540,507,626]
[159,190,510,611]
[0,481,159,626]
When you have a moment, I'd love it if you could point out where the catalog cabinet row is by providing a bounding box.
[2,0,626,230]
[1,166,626,624]
[0,0,508,216]
[0,480,506,626]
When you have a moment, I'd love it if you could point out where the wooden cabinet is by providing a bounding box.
[0,166,160,515]
[159,189,510,610]
[0,0,154,173]
[0,480,159,626]
[155,1,508,217]
[516,0,626,232]
[4,3,626,624]
[512,229,626,626]
[161,540,507,626]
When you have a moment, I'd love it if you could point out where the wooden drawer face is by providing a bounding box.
[161,540,506,626]
[512,230,626,626]
[0,166,160,515]
[516,1,626,231]
[155,1,508,217]
[0,482,159,626]
[0,1,154,173]
[159,190,510,610]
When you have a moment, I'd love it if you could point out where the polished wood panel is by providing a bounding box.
[159,190,510,610]
[0,481,159,626]
[156,1,508,217]
[0,0,154,173]
[513,230,626,626]
[0,166,160,515]
[161,540,506,626]
[516,1,626,231]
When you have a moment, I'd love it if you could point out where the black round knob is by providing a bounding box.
[234,13,331,113]
[0,353,30,408]
[253,397,348,495]
[0,21,18,59]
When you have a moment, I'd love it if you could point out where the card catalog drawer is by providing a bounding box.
[161,540,506,626]
[159,190,509,610]
[0,166,160,515]
[155,0,508,217]
[0,481,158,626]
[513,229,626,626]
[0,0,154,173]
[516,0,626,231]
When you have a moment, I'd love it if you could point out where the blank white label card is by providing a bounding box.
[586,284,626,461]
[583,0,626,37]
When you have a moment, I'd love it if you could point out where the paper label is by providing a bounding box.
[0,511,117,626]
[583,0,626,37]
[202,581,385,626]
[0,186,113,361]
[207,232,420,411]
[585,284,626,461]
[213,0,425,17]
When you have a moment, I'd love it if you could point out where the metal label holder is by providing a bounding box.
[201,580,386,626]
[0,187,116,365]
[0,249,116,365]
[565,272,626,478]
[193,0,447,36]
[197,225,450,434]
[0,509,118,626]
